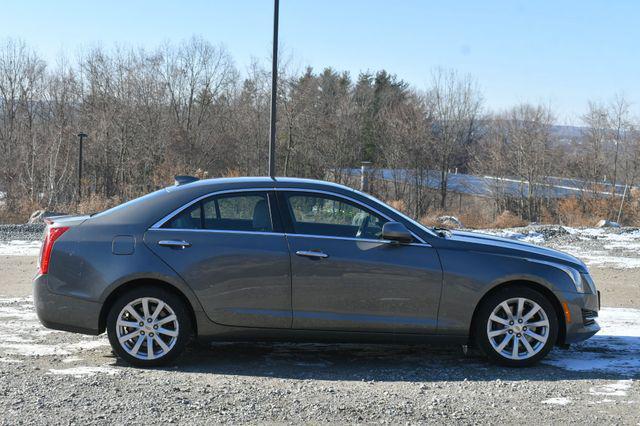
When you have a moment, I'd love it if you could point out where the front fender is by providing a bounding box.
[436,249,578,335]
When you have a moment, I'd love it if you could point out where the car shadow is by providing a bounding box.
[138,333,640,382]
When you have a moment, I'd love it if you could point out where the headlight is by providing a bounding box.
[581,273,597,294]
[557,266,597,294]
[557,265,587,293]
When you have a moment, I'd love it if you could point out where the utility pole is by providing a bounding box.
[268,0,279,178]
[77,133,88,202]
[360,161,371,192]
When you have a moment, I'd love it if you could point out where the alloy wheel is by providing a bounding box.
[486,297,550,360]
[115,297,180,360]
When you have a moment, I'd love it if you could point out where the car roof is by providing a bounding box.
[169,176,358,194]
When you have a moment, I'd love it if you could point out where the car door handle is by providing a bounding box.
[158,240,191,248]
[295,250,329,259]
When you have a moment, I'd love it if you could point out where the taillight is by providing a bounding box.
[38,226,69,275]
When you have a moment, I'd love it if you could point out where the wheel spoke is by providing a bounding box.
[131,335,145,355]
[525,330,546,342]
[154,335,170,353]
[500,302,514,321]
[489,314,509,326]
[117,320,140,329]
[125,306,143,323]
[522,304,541,322]
[521,336,535,355]
[516,298,525,319]
[147,336,154,359]
[118,329,140,344]
[488,328,508,338]
[151,301,165,322]
[142,298,151,319]
[496,333,513,352]
[512,336,520,358]
[526,320,549,328]
[157,327,178,337]
[156,314,177,326]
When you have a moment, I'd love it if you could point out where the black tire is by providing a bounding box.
[474,285,558,367]
[106,286,192,367]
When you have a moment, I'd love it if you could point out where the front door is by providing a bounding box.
[280,191,443,334]
[145,191,292,329]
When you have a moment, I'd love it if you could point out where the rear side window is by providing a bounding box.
[163,192,273,233]
[164,203,202,229]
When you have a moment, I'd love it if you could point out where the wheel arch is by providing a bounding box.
[468,279,566,346]
[98,278,198,335]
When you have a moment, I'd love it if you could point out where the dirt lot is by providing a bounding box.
[0,253,639,425]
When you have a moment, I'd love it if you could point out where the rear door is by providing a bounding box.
[279,190,443,334]
[145,190,292,329]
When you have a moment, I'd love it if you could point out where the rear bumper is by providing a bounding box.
[33,274,102,335]
[561,290,600,344]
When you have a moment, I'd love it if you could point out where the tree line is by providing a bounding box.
[1,37,639,225]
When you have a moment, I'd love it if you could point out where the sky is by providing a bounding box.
[1,0,639,124]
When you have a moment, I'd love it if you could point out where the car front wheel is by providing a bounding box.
[475,286,558,367]
[106,287,191,367]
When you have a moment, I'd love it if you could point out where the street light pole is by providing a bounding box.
[268,0,279,178]
[77,133,88,202]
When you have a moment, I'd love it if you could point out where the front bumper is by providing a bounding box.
[561,290,600,344]
[33,274,102,335]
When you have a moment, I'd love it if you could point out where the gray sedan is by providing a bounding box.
[34,177,600,367]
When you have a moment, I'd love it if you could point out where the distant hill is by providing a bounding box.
[551,125,585,140]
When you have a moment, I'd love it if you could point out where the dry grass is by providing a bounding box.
[74,194,123,215]
[491,210,527,228]
[0,208,25,224]
[386,199,407,212]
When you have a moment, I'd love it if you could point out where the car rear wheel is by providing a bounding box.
[474,286,558,367]
[106,287,191,367]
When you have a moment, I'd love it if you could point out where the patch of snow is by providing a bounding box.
[0,357,23,363]
[542,397,571,405]
[0,240,41,256]
[481,226,640,269]
[544,308,640,376]
[0,298,108,359]
[558,246,640,269]
[62,356,83,363]
[2,343,72,357]
[48,366,120,377]
[483,229,546,244]
[589,380,633,397]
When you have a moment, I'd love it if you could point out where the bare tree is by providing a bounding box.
[429,68,483,209]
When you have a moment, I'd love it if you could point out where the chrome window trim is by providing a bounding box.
[150,186,429,245]
[148,228,286,237]
[285,232,431,247]
[150,188,275,230]
[146,228,430,247]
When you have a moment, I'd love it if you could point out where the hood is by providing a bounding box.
[442,229,588,272]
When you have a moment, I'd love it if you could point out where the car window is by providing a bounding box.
[285,193,387,239]
[164,203,202,229]
[164,192,273,232]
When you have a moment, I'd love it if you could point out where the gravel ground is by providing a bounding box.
[0,223,44,241]
[1,224,639,424]
[0,295,638,425]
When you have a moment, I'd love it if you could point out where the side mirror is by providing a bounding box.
[382,221,413,244]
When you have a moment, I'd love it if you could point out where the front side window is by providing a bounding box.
[285,193,386,239]
[163,192,273,232]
